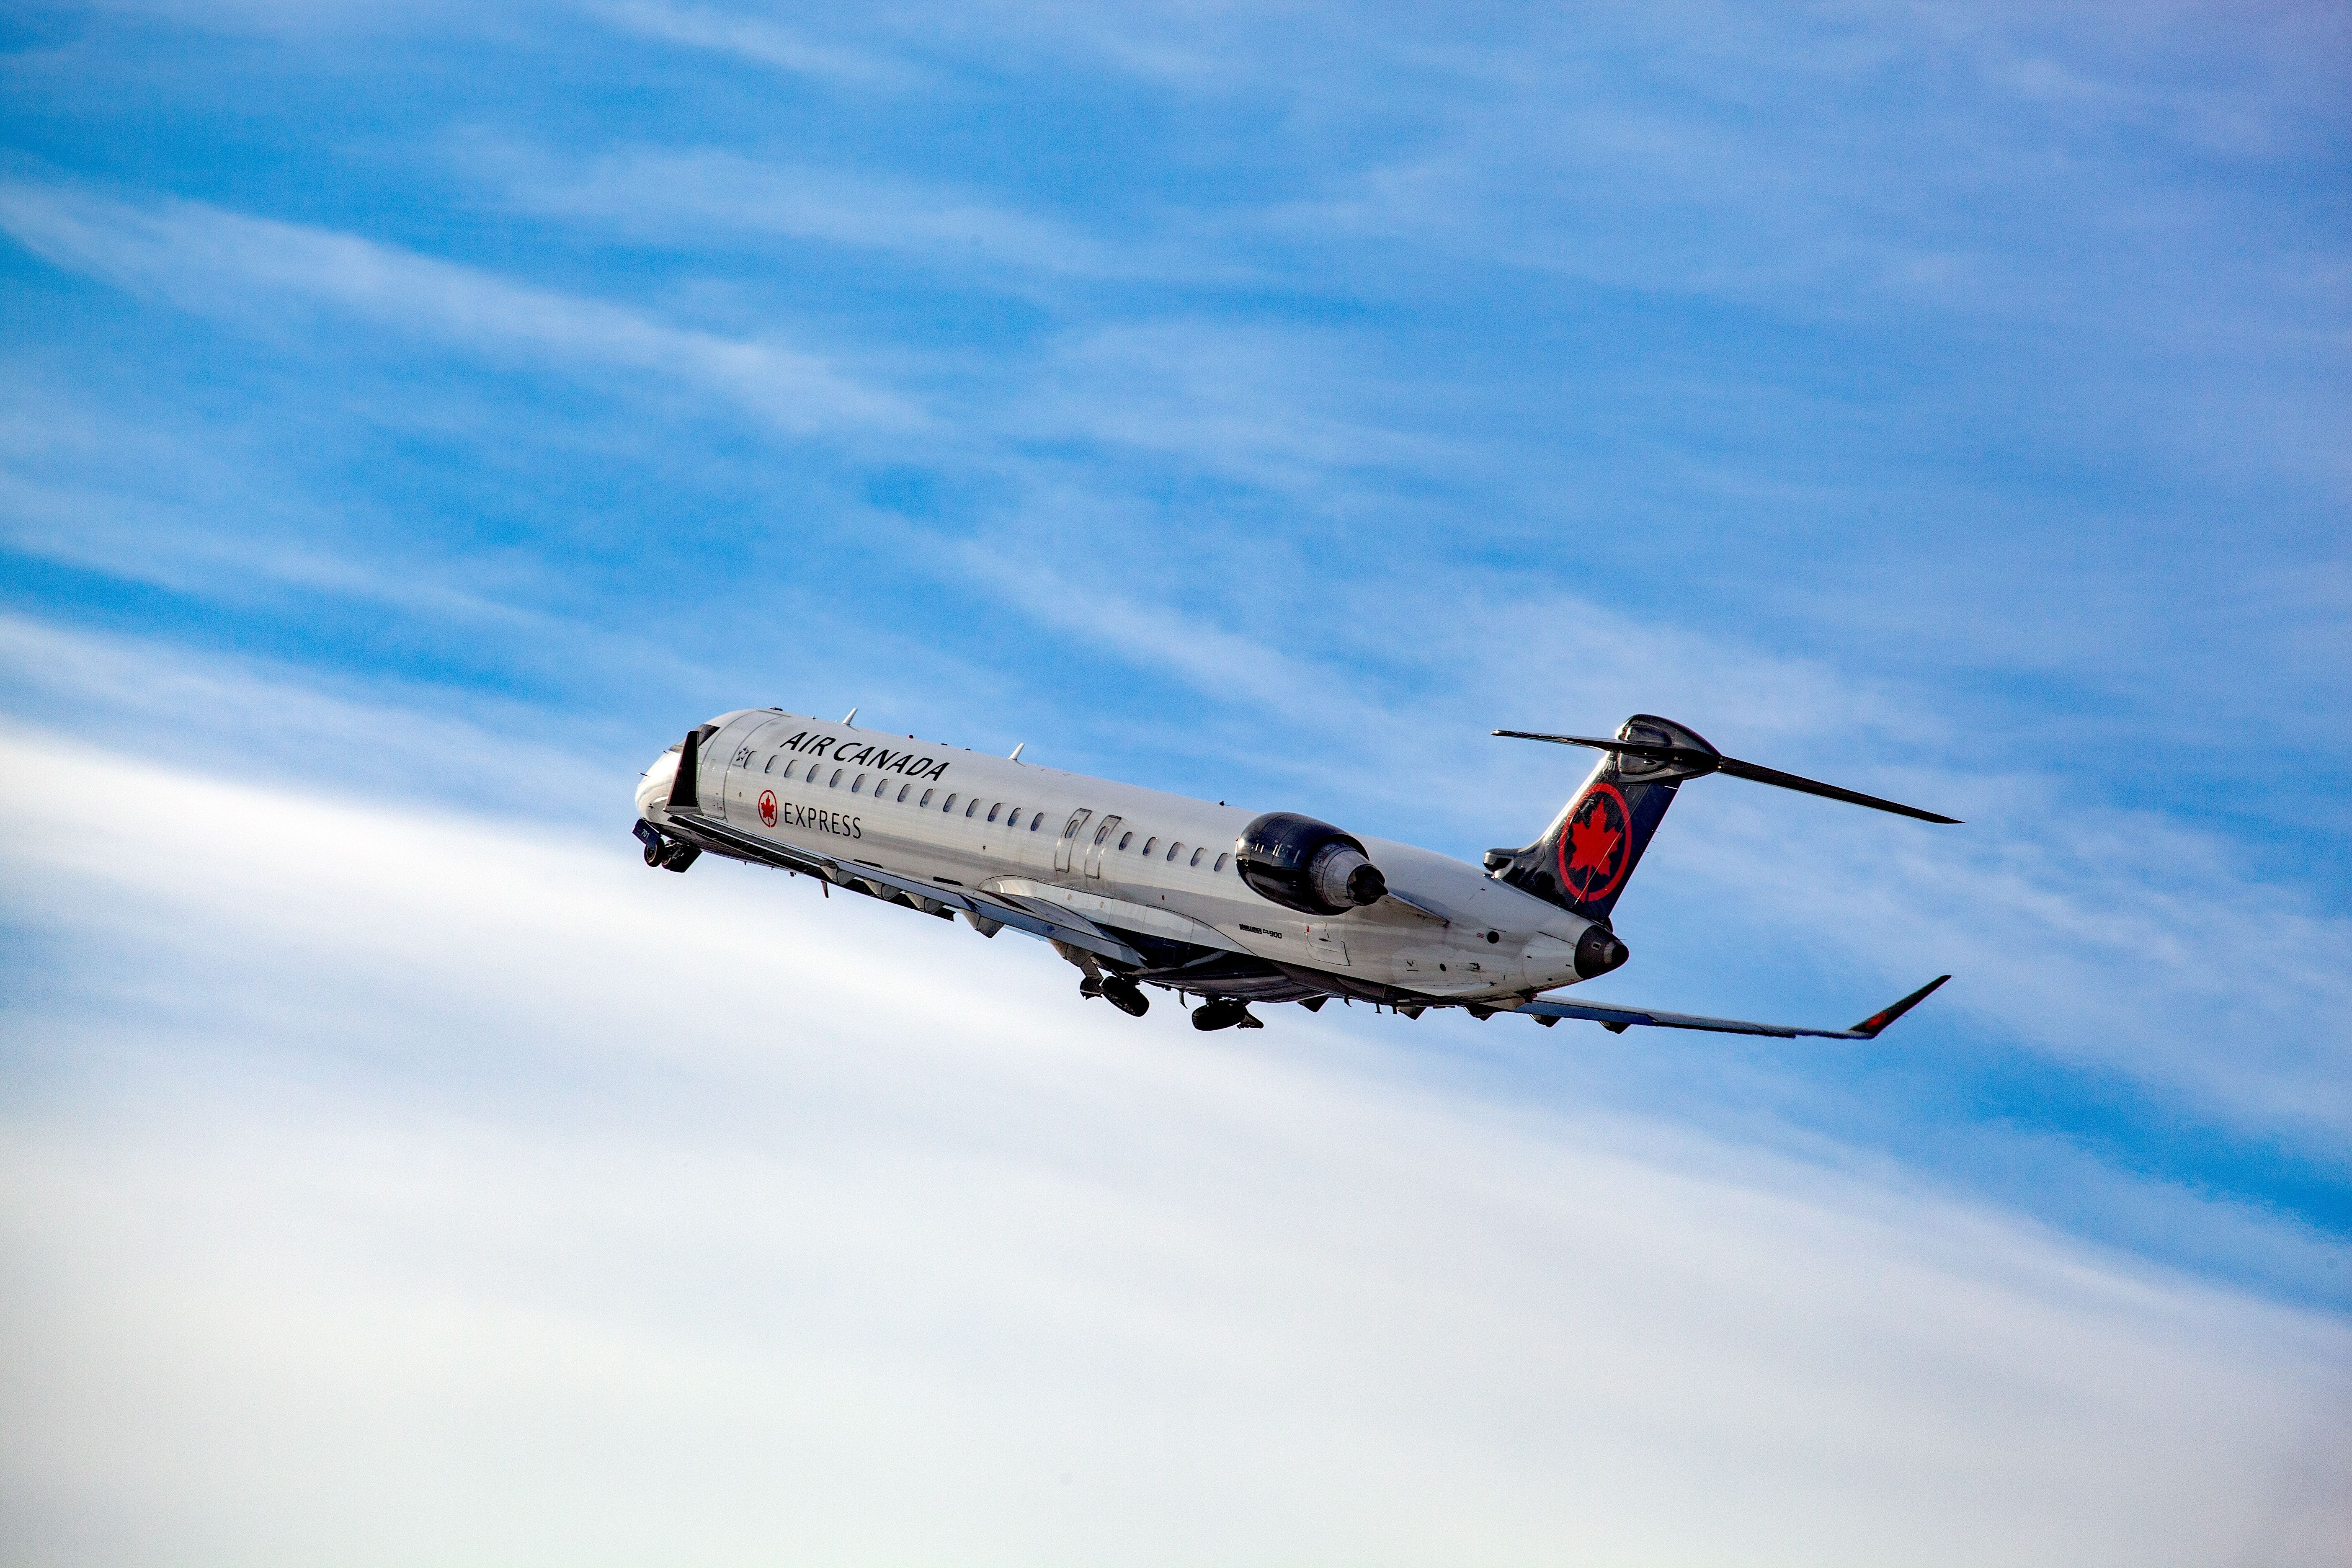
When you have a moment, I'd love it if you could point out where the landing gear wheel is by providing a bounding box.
[658,843,701,872]
[1100,976,1149,1017]
[1078,976,1104,1000]
[1191,998,1257,1032]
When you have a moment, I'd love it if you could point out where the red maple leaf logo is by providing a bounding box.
[1566,802,1620,880]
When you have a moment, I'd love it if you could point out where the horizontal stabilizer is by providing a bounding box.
[1514,974,1951,1040]
[1493,730,1960,824]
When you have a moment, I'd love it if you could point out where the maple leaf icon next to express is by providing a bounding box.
[1566,802,1620,881]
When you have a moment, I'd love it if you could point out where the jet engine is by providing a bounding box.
[1235,812,1388,915]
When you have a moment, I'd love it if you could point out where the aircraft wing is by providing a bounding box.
[1511,975,1950,1039]
[658,809,1147,967]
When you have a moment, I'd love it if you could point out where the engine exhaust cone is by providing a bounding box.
[1574,926,1629,977]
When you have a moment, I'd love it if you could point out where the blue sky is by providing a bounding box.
[4,1,2349,1558]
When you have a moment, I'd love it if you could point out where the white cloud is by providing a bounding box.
[585,0,918,85]
[3,722,2347,1564]
[490,144,1207,284]
[0,178,916,434]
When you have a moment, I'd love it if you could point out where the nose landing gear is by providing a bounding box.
[633,820,699,872]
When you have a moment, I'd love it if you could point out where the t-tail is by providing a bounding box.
[1485,714,1959,924]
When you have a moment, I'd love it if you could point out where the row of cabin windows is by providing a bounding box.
[757,751,1231,870]
[1108,826,1225,872]
[758,752,1052,829]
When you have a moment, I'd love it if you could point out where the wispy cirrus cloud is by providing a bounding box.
[489,145,1220,285]
[0,178,916,433]
[584,0,919,85]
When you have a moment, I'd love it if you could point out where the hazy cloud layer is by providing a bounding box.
[5,724,2347,1565]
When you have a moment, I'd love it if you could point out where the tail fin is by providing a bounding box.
[1485,714,1961,922]
[1485,714,1714,922]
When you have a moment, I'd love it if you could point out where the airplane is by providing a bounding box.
[632,709,1955,1038]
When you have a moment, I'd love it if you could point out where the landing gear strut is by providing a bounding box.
[1191,998,1263,1032]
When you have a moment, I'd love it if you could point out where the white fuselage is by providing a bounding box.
[638,709,1606,1002]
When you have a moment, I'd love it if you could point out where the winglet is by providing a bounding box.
[1849,975,1951,1038]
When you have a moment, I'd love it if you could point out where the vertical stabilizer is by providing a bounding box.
[1486,714,1718,922]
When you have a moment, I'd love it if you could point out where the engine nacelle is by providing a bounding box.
[1235,812,1389,915]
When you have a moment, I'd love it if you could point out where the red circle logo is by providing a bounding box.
[758,789,777,827]
[1556,782,1631,905]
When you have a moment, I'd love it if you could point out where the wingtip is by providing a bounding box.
[1850,973,1952,1037]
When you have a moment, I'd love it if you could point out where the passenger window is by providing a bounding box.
[1214,853,1229,872]
[943,793,957,813]
[1029,812,1043,832]
[987,804,1001,823]
[896,783,910,803]
[1140,837,1155,856]
[966,799,980,817]
[852,774,867,793]
[763,755,776,774]
[1168,842,1181,862]
[1190,848,1203,867]
[920,789,934,808]
[829,768,843,787]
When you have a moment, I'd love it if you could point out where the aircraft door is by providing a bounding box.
[1084,815,1122,880]
[1054,810,1092,875]
[720,717,786,826]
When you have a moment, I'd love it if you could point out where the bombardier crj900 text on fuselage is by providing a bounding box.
[633,712,1956,1037]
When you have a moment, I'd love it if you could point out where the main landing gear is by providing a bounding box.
[1080,973,1150,1017]
[1190,998,1263,1032]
